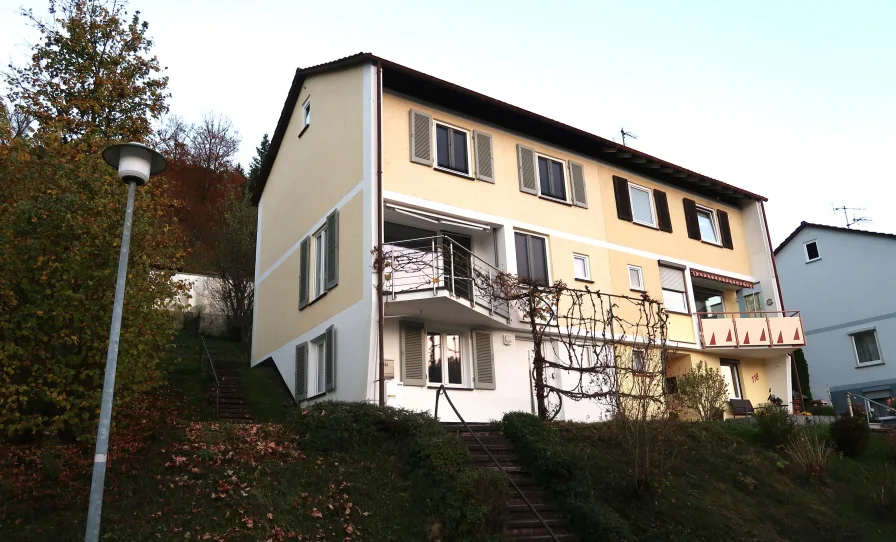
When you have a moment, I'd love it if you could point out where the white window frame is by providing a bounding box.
[632,348,647,373]
[535,153,570,203]
[301,96,311,130]
[433,121,473,177]
[695,205,720,245]
[627,182,656,228]
[309,335,327,397]
[804,239,821,263]
[573,253,591,281]
[659,265,689,314]
[311,225,327,300]
[628,264,644,291]
[425,329,468,388]
[720,362,742,399]
[850,327,884,367]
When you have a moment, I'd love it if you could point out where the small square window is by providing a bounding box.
[804,240,820,262]
[435,123,470,175]
[628,265,644,291]
[311,226,328,299]
[851,329,882,365]
[633,348,647,372]
[628,184,655,227]
[696,207,719,244]
[573,254,590,280]
[537,155,567,201]
[302,97,311,130]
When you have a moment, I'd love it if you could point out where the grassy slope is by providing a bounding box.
[502,412,896,542]
[0,335,505,541]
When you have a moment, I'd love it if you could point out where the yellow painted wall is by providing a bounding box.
[722,290,739,313]
[669,352,775,417]
[258,66,365,273]
[253,192,365,359]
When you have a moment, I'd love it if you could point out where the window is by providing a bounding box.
[573,254,590,281]
[633,348,647,373]
[302,96,311,130]
[628,183,655,227]
[694,287,725,318]
[720,362,742,399]
[311,226,327,299]
[435,123,470,175]
[696,207,719,244]
[515,232,549,285]
[537,155,567,201]
[310,336,326,396]
[804,240,820,262]
[628,265,644,291]
[851,329,882,365]
[659,265,688,313]
[427,331,463,385]
[743,292,763,314]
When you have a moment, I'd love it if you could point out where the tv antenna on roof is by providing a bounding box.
[832,205,872,229]
[620,128,638,147]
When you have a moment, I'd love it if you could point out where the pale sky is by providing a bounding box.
[2,0,894,244]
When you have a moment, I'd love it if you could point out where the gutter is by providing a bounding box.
[376,62,385,407]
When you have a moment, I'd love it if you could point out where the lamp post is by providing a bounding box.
[84,143,167,542]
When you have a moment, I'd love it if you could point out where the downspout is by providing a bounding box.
[376,62,386,407]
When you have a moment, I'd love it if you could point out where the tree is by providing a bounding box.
[188,112,241,179]
[676,361,729,421]
[3,0,169,142]
[246,133,270,196]
[793,348,812,401]
[151,113,190,163]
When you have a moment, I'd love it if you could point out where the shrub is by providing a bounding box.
[755,404,795,448]
[784,428,831,481]
[676,361,729,421]
[880,427,896,462]
[830,415,871,457]
[807,405,836,417]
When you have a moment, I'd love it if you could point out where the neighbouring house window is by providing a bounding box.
[537,155,567,201]
[435,123,470,175]
[628,265,644,291]
[628,183,655,227]
[804,240,820,262]
[694,287,725,318]
[720,362,742,399]
[515,232,549,285]
[312,226,327,299]
[633,348,647,372]
[851,329,882,365]
[696,207,719,244]
[302,96,311,130]
[427,331,463,385]
[573,254,590,281]
[659,265,688,313]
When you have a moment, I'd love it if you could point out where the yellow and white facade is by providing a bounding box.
[251,54,805,421]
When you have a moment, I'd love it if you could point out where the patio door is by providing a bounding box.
[442,232,472,301]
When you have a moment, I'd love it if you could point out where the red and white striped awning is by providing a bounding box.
[690,269,755,289]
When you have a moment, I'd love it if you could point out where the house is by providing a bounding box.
[250,53,804,422]
[776,222,896,417]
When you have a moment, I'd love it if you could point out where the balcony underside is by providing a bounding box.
[385,290,515,329]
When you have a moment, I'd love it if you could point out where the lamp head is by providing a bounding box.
[102,142,167,186]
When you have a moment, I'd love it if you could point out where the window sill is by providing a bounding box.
[632,219,658,231]
[700,239,723,248]
[630,287,646,294]
[665,309,691,316]
[538,195,572,206]
[300,290,329,311]
[298,124,310,138]
[433,165,474,180]
[574,278,594,284]
[632,371,654,378]
[806,258,822,264]
[856,361,885,369]
[427,385,474,391]
[299,390,327,403]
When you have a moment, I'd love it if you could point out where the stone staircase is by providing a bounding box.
[443,422,578,541]
[209,368,254,424]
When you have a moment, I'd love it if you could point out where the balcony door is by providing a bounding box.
[694,287,725,319]
[442,232,473,301]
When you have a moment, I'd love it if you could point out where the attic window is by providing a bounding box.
[804,240,820,262]
[301,97,311,131]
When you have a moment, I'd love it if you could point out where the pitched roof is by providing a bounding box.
[774,221,896,254]
[251,52,766,206]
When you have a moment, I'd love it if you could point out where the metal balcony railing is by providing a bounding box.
[382,235,510,319]
[847,392,896,425]
[696,310,805,349]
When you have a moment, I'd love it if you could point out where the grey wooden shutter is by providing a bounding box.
[717,209,734,249]
[325,325,336,392]
[295,342,308,401]
[472,330,495,390]
[654,190,673,233]
[409,109,433,166]
[682,199,701,240]
[568,161,587,208]
[517,144,537,195]
[325,210,339,290]
[400,322,426,386]
[613,176,633,221]
[473,130,495,183]
[298,236,310,309]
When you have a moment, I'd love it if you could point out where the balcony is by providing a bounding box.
[382,235,511,326]
[697,311,805,352]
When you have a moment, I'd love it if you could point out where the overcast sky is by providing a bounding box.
[2,0,894,244]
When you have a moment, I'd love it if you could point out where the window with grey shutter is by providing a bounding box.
[568,161,587,208]
[472,330,495,390]
[473,130,494,183]
[409,109,433,166]
[400,322,426,386]
[295,342,308,401]
[298,236,310,309]
[325,210,339,290]
[517,144,537,195]
[325,325,336,392]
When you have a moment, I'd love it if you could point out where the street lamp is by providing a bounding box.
[84,143,167,542]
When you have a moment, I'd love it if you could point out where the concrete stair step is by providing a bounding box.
[505,535,578,542]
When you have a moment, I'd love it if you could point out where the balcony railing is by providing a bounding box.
[382,235,510,319]
[696,311,805,349]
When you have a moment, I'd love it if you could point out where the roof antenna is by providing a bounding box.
[832,205,872,229]
[620,128,638,147]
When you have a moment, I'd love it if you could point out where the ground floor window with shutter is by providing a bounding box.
[427,331,464,386]
[294,325,336,401]
[310,335,327,396]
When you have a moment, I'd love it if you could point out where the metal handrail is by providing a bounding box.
[200,336,220,417]
[847,392,896,424]
[433,384,559,542]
